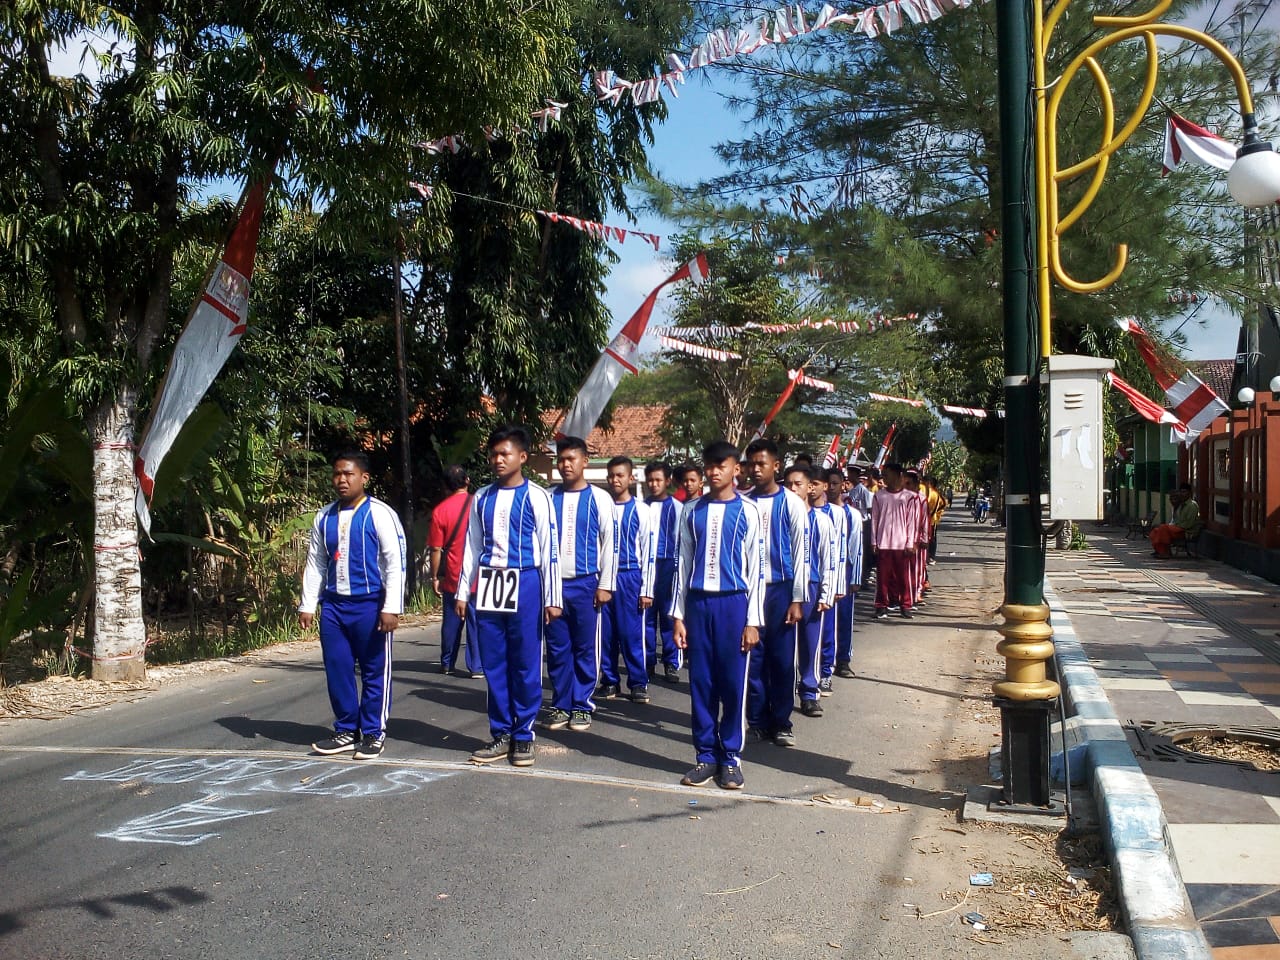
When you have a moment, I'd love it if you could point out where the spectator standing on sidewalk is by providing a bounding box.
[428,465,480,677]
[872,463,923,620]
[1151,484,1202,558]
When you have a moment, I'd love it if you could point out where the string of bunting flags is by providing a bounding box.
[941,403,1005,418]
[868,392,924,407]
[595,0,979,107]
[652,313,919,339]
[659,335,743,361]
[792,370,835,391]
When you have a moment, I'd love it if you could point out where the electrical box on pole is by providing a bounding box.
[1046,354,1114,520]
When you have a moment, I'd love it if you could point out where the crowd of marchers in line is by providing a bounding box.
[297,427,947,792]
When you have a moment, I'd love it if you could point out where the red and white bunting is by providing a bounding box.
[538,210,661,250]
[1116,317,1228,443]
[597,0,977,107]
[1107,372,1188,441]
[135,175,273,536]
[409,181,434,199]
[659,335,742,362]
[652,313,917,338]
[556,254,710,440]
[941,404,987,418]
[868,392,924,407]
[792,370,835,392]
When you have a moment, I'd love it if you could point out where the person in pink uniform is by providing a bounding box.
[871,463,924,620]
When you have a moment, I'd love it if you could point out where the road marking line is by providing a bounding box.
[0,744,884,811]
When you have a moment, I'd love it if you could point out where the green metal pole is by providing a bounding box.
[993,0,1057,808]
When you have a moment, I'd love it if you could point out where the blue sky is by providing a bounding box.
[600,54,1252,364]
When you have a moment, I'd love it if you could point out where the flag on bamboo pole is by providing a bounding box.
[849,421,867,464]
[750,368,802,442]
[873,422,897,468]
[134,175,273,536]
[820,430,842,468]
[1115,317,1228,443]
[557,254,710,441]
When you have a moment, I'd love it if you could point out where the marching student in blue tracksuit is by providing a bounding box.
[745,440,810,748]
[672,440,765,791]
[457,425,562,768]
[785,463,838,720]
[831,469,864,681]
[545,437,616,733]
[643,460,683,683]
[599,456,654,704]
[814,471,847,697]
[300,451,407,761]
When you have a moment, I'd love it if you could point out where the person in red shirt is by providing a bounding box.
[428,465,481,677]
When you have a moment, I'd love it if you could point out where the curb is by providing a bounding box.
[1046,583,1211,960]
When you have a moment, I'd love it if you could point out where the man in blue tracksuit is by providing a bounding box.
[599,456,654,704]
[457,425,562,768]
[744,439,809,748]
[814,469,847,698]
[672,440,765,791]
[785,463,837,720]
[300,451,407,760]
[545,437,616,733]
[643,460,683,683]
[828,467,863,685]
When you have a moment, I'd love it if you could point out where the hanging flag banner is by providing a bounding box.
[793,371,835,392]
[941,404,987,418]
[1115,317,1229,443]
[821,430,843,469]
[538,210,661,251]
[750,368,804,442]
[651,312,918,338]
[873,422,898,468]
[134,175,274,536]
[659,335,742,361]
[596,0,977,107]
[1106,372,1188,440]
[556,253,710,440]
[1162,113,1237,176]
[868,392,924,407]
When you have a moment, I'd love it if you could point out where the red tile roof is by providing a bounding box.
[1187,359,1234,400]
[542,404,670,459]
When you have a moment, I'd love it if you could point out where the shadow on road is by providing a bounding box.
[0,885,209,938]
[215,715,318,745]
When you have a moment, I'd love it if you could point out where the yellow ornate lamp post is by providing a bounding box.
[992,0,1280,807]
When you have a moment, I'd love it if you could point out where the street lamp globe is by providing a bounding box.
[1271,375,1280,393]
[1228,142,1280,207]
[1238,387,1256,404]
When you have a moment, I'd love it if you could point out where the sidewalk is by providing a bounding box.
[1047,527,1280,958]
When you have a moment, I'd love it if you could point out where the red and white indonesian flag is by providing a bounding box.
[134,178,271,536]
[750,368,803,442]
[1107,372,1188,437]
[873,422,897,469]
[821,430,842,469]
[557,253,709,440]
[1115,317,1229,443]
[1162,113,1236,176]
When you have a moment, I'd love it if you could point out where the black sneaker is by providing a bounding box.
[631,686,651,704]
[510,740,535,767]
[746,726,769,743]
[835,662,856,679]
[900,608,914,619]
[874,609,889,621]
[818,677,834,697]
[569,710,592,731]
[544,708,571,730]
[471,735,512,764]
[800,698,824,718]
[717,765,745,790]
[312,731,358,755]
[681,762,718,786]
[597,683,620,700]
[773,729,796,747]
[664,665,681,684]
[353,734,385,760]
[440,663,452,674]
[888,604,901,612]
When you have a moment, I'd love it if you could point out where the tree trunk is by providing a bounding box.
[90,385,146,681]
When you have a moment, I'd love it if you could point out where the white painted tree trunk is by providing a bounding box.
[90,386,147,681]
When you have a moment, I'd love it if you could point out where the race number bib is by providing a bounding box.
[476,566,520,614]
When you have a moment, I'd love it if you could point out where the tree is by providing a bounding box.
[681,0,1274,462]
[2,0,573,677]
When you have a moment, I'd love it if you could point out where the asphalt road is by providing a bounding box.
[0,520,1131,960]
